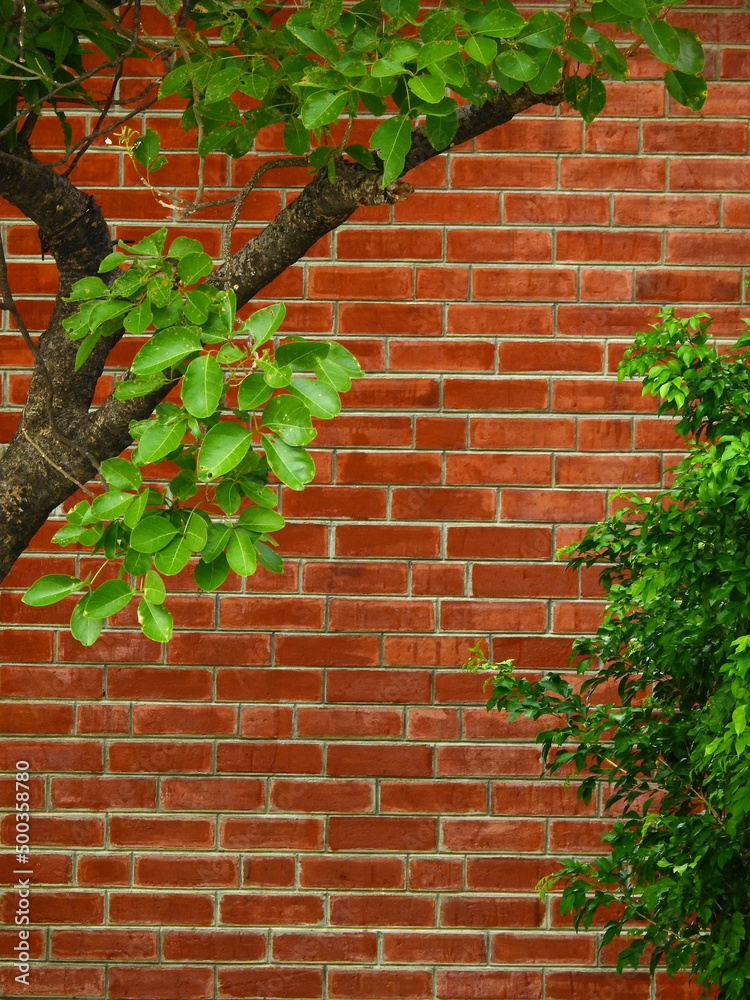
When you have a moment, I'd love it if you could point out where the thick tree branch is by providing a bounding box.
[0,82,562,582]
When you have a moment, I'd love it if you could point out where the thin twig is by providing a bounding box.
[0,235,101,477]
[64,66,124,176]
[0,0,168,139]
[21,427,94,495]
[46,95,159,168]
[217,155,309,263]
[172,14,207,212]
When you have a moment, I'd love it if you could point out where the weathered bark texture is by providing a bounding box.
[0,82,562,582]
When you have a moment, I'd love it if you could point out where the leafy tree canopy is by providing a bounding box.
[471,307,750,999]
[0,0,707,641]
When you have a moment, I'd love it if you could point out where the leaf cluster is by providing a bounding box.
[24,231,361,645]
[471,310,750,999]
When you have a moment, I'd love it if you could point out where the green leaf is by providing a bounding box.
[639,17,681,65]
[665,70,707,112]
[85,579,134,619]
[517,11,566,48]
[184,289,211,324]
[370,114,412,187]
[238,373,274,411]
[23,574,81,607]
[160,62,193,98]
[197,422,253,480]
[129,228,168,256]
[184,510,209,551]
[168,236,205,259]
[74,332,102,373]
[138,598,173,642]
[91,490,135,520]
[98,251,128,273]
[371,57,405,79]
[423,109,458,150]
[216,479,242,515]
[607,0,647,14]
[471,6,525,38]
[70,595,103,646]
[178,252,214,286]
[238,506,286,533]
[563,38,596,66]
[67,276,109,301]
[261,433,316,491]
[418,39,461,69]
[289,375,342,418]
[131,327,202,375]
[495,48,539,82]
[284,118,310,156]
[261,394,316,446]
[202,522,231,563]
[123,491,149,529]
[673,28,704,75]
[130,515,180,553]
[143,568,166,604]
[529,49,563,95]
[258,356,293,388]
[382,0,419,22]
[153,536,192,575]
[182,354,224,418]
[123,298,153,336]
[195,552,230,591]
[464,35,498,65]
[247,303,286,349]
[300,90,348,129]
[408,72,447,104]
[564,73,608,123]
[288,24,340,62]
[101,457,142,491]
[227,527,258,576]
[256,541,284,574]
[135,419,186,465]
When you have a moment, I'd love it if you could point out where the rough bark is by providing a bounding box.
[0,82,562,582]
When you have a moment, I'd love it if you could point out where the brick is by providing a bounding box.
[51,929,157,960]
[501,489,605,523]
[220,596,324,629]
[52,776,156,810]
[163,930,266,961]
[556,454,661,486]
[452,154,557,187]
[219,966,323,999]
[491,932,595,964]
[221,817,324,850]
[329,817,437,852]
[336,451,442,484]
[613,193,720,227]
[442,818,545,852]
[0,740,102,771]
[77,854,130,886]
[132,704,237,735]
[436,969,543,999]
[309,265,412,299]
[545,971,651,1000]
[243,854,295,886]
[338,303,443,336]
[166,632,271,666]
[490,782,595,817]
[273,931,377,963]
[107,667,212,700]
[270,778,374,813]
[467,856,563,892]
[300,856,404,889]
[396,190,500,223]
[1,889,103,924]
[329,969,432,1000]
[580,267,633,301]
[440,600,547,632]
[110,815,214,849]
[561,156,665,190]
[160,777,265,811]
[135,854,239,887]
[221,894,324,925]
[406,707,461,740]
[337,228,442,259]
[108,741,212,773]
[473,266,576,301]
[107,967,214,1000]
[0,663,101,698]
[344,376,439,408]
[553,378,656,413]
[440,896,544,928]
[284,487,387,519]
[0,966,104,997]
[217,742,323,774]
[411,564,466,596]
[0,813,103,847]
[380,780,486,814]
[409,856,463,890]
[326,669,431,704]
[499,341,603,374]
[472,563,577,598]
[389,339,495,372]
[477,119,582,152]
[327,743,433,777]
[504,191,608,225]
[297,706,403,738]
[330,893,435,926]
[438,745,541,777]
[240,705,294,738]
[670,157,750,191]
[217,667,323,700]
[336,524,440,558]
[667,231,750,267]
[558,229,661,263]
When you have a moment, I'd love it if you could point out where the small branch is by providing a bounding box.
[64,67,123,177]
[217,155,309,262]
[46,95,158,169]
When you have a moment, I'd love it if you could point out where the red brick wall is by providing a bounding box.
[1,10,748,999]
